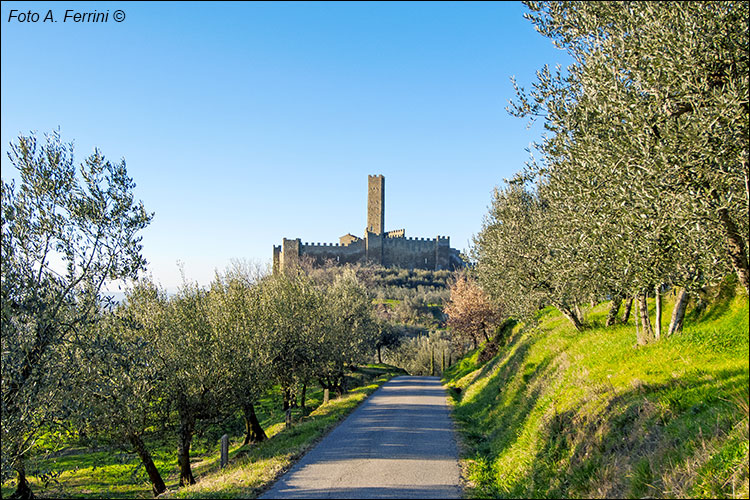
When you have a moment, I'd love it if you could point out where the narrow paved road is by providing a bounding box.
[260,376,461,499]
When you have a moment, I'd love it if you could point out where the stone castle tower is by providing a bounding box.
[367,174,384,235]
[273,175,462,273]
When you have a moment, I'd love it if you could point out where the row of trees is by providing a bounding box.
[383,331,453,376]
[473,1,748,343]
[76,265,375,496]
[1,132,380,499]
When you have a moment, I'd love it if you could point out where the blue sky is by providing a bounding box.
[1,1,570,290]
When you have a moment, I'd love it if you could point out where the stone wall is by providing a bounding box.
[382,235,453,270]
[367,175,384,234]
[298,239,366,266]
[272,175,463,273]
[276,235,459,272]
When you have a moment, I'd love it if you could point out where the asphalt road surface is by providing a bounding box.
[260,376,462,499]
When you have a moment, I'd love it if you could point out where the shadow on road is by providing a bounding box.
[260,376,461,499]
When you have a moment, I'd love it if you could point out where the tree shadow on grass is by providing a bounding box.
[493,367,748,498]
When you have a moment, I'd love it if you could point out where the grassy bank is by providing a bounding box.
[444,287,749,498]
[1,364,406,499]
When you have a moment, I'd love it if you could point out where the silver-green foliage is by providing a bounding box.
[384,331,452,376]
[318,270,378,392]
[475,2,748,334]
[1,131,152,490]
[514,1,748,294]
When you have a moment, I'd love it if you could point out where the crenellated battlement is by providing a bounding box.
[301,242,347,248]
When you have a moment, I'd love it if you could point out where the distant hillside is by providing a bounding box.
[444,286,749,498]
[306,263,453,301]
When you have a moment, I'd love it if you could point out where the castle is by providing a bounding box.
[273,175,463,273]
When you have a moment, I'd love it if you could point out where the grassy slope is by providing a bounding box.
[444,289,749,499]
[1,364,406,499]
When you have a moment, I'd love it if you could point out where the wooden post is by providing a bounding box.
[323,388,330,404]
[220,434,229,469]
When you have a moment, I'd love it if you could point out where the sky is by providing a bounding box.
[1,1,571,291]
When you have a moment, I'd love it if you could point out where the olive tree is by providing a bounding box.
[255,273,322,417]
[510,1,748,299]
[1,131,152,499]
[473,182,588,330]
[317,270,376,396]
[163,280,234,486]
[70,282,169,496]
[207,265,270,445]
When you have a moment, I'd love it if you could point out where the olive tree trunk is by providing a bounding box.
[242,403,267,445]
[654,284,663,341]
[574,302,585,325]
[606,294,623,327]
[557,304,584,331]
[667,289,689,336]
[129,433,166,496]
[636,291,655,345]
[717,206,749,295]
[621,296,634,324]
[177,413,196,486]
[10,456,33,500]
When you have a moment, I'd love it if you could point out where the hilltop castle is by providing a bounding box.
[273,175,463,273]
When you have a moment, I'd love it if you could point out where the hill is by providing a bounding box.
[443,286,749,498]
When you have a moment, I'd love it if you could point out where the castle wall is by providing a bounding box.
[366,231,383,265]
[382,235,452,270]
[273,175,462,273]
[277,235,458,272]
[299,239,366,266]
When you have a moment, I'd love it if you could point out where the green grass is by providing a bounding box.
[1,364,406,499]
[444,286,749,499]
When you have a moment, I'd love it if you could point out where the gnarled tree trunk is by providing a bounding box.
[636,291,654,345]
[10,456,33,500]
[717,205,749,295]
[242,403,267,445]
[606,294,623,327]
[621,296,634,324]
[129,433,166,496]
[554,299,585,331]
[654,284,663,341]
[177,412,196,486]
[558,304,584,331]
[574,302,585,326]
[668,289,689,336]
